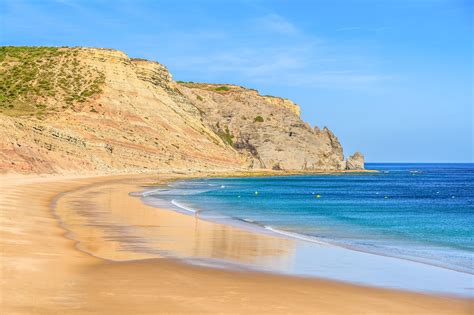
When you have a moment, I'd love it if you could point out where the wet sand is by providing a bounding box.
[0,173,472,314]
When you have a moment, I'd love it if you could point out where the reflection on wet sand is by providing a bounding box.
[55,181,296,268]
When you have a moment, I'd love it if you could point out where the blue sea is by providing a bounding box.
[144,163,473,277]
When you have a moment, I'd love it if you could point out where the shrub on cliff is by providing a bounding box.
[217,126,234,146]
[215,86,229,91]
[0,46,105,117]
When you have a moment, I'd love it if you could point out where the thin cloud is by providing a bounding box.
[168,45,387,90]
[168,45,310,78]
[157,13,389,91]
[248,70,390,90]
[338,26,363,31]
[255,14,299,35]
[53,0,82,9]
[337,26,388,32]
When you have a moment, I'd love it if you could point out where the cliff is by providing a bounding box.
[0,46,364,174]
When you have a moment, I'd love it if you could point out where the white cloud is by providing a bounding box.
[337,26,363,31]
[159,13,388,91]
[53,0,81,9]
[290,72,389,88]
[168,45,310,78]
[337,26,388,32]
[255,14,299,35]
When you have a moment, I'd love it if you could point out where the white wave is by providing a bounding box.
[264,226,330,246]
[171,199,197,213]
[145,188,213,196]
[141,188,170,197]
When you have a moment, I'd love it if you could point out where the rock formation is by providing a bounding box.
[0,47,364,174]
[346,152,365,170]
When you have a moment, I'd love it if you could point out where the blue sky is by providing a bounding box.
[1,0,472,162]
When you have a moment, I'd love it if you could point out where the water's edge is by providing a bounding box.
[137,177,474,298]
[140,187,472,276]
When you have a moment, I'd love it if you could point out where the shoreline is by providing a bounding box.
[139,179,473,297]
[1,172,472,314]
[158,190,473,277]
[140,171,474,276]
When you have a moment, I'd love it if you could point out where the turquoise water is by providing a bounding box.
[146,164,474,274]
[144,164,473,275]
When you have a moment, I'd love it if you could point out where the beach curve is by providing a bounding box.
[0,172,472,314]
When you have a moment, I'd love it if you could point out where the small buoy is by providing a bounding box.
[384,196,389,199]
[255,191,259,195]
[311,192,315,195]
[316,194,321,198]
[436,191,440,194]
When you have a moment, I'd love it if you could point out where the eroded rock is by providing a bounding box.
[346,152,365,170]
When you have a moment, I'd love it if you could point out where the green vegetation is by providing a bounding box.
[214,86,230,91]
[263,94,285,101]
[254,115,264,123]
[196,95,203,101]
[176,80,195,84]
[0,46,105,117]
[216,124,234,146]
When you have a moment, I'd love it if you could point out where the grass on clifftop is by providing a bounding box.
[177,82,238,93]
[214,86,230,91]
[0,46,105,118]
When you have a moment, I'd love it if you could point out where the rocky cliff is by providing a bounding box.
[0,47,364,174]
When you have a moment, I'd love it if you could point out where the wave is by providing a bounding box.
[143,193,474,278]
[167,199,333,247]
[263,226,331,246]
[143,188,213,197]
[170,199,197,214]
[141,188,170,197]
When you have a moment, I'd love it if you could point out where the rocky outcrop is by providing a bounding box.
[346,151,365,170]
[0,47,364,174]
[179,83,355,171]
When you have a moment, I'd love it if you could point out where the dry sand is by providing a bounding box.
[0,173,472,314]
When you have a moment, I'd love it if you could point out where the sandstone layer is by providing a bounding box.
[0,47,364,174]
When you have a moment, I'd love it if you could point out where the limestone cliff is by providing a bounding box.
[0,47,364,174]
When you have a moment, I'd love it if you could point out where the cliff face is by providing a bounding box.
[179,84,351,170]
[0,47,363,174]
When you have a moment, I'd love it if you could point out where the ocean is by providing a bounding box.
[142,163,474,295]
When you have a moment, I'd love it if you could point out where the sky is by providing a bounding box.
[1,0,472,162]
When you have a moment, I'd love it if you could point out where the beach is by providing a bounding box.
[0,173,472,314]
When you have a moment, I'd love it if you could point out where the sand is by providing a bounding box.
[0,173,472,314]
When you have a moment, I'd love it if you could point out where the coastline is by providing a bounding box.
[139,176,473,297]
[1,172,472,314]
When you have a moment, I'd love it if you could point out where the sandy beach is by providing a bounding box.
[1,173,472,314]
